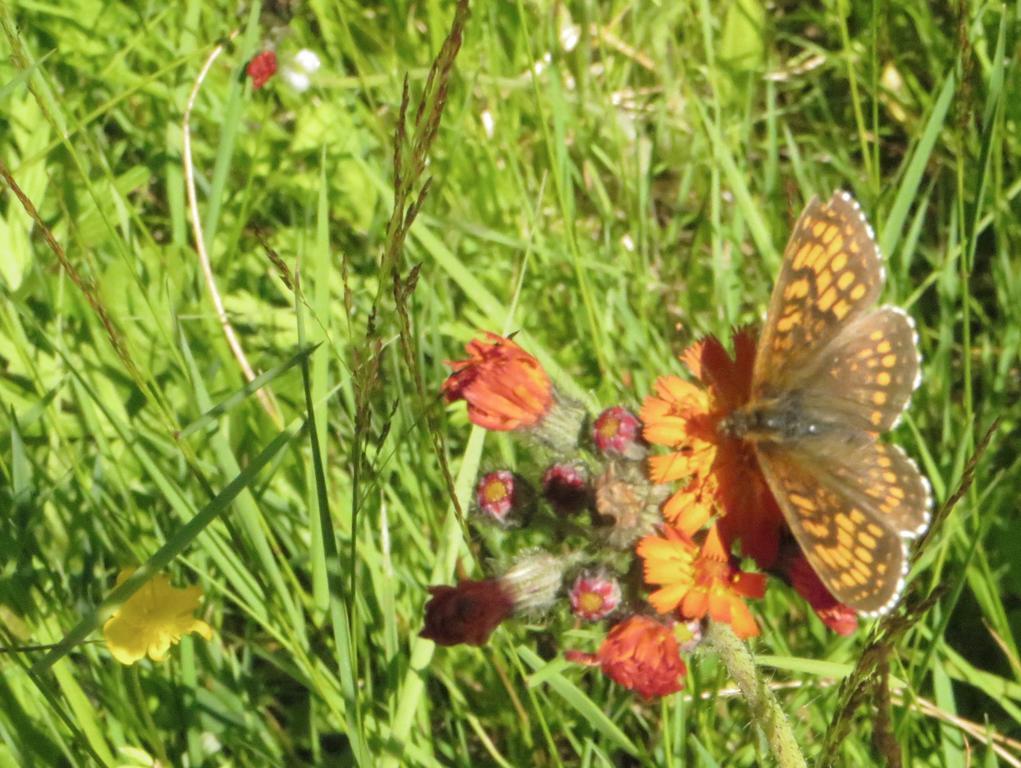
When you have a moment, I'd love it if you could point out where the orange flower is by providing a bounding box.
[641,330,783,568]
[443,333,553,431]
[567,615,686,699]
[637,524,766,639]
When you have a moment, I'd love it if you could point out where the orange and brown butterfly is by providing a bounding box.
[722,190,931,616]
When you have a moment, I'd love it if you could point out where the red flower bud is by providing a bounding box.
[569,571,622,621]
[783,550,858,636]
[420,579,515,647]
[475,470,531,526]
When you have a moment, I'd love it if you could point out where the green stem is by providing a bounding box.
[705,622,807,768]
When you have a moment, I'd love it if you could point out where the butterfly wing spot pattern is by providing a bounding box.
[732,190,931,617]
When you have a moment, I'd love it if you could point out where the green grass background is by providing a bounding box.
[1,0,1019,765]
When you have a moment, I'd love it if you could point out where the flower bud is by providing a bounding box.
[592,406,645,460]
[475,470,532,526]
[569,571,622,621]
[499,551,566,615]
[420,552,571,647]
[542,461,591,515]
[566,614,686,699]
[246,51,277,90]
[594,460,667,549]
[420,579,514,647]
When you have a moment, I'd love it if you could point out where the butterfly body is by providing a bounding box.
[722,394,852,443]
[738,191,931,616]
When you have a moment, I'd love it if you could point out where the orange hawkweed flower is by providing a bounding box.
[637,525,766,639]
[567,615,686,699]
[641,330,783,569]
[443,333,553,431]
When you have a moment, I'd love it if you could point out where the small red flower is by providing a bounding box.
[637,524,766,638]
[569,572,622,621]
[567,615,687,699]
[784,551,858,636]
[443,333,553,432]
[420,579,514,647]
[246,51,277,90]
[542,462,591,515]
[593,406,644,459]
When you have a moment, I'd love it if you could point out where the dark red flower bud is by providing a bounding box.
[542,462,591,515]
[420,579,515,647]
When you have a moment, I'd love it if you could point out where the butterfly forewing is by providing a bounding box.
[799,306,921,433]
[756,442,909,615]
[753,192,884,400]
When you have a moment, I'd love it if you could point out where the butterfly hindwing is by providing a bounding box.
[756,440,910,615]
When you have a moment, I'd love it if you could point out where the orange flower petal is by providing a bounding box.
[729,599,761,639]
[662,486,712,533]
[707,590,734,625]
[654,375,706,406]
[642,417,693,448]
[647,582,690,614]
[681,589,709,619]
[637,536,695,586]
[732,572,767,599]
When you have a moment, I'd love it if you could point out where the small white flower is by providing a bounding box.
[293,49,321,74]
[282,71,312,92]
[282,48,322,93]
[480,109,495,139]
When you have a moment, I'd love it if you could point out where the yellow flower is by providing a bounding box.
[102,569,213,664]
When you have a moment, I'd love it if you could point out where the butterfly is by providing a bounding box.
[723,191,931,615]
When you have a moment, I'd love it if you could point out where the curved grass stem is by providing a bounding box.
[705,621,808,768]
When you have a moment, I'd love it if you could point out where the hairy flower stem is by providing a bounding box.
[705,622,808,768]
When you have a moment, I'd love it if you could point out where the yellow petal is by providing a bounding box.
[102,570,214,665]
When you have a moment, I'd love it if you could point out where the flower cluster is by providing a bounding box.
[424,330,857,701]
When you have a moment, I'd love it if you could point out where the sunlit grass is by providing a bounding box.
[1,1,1019,766]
